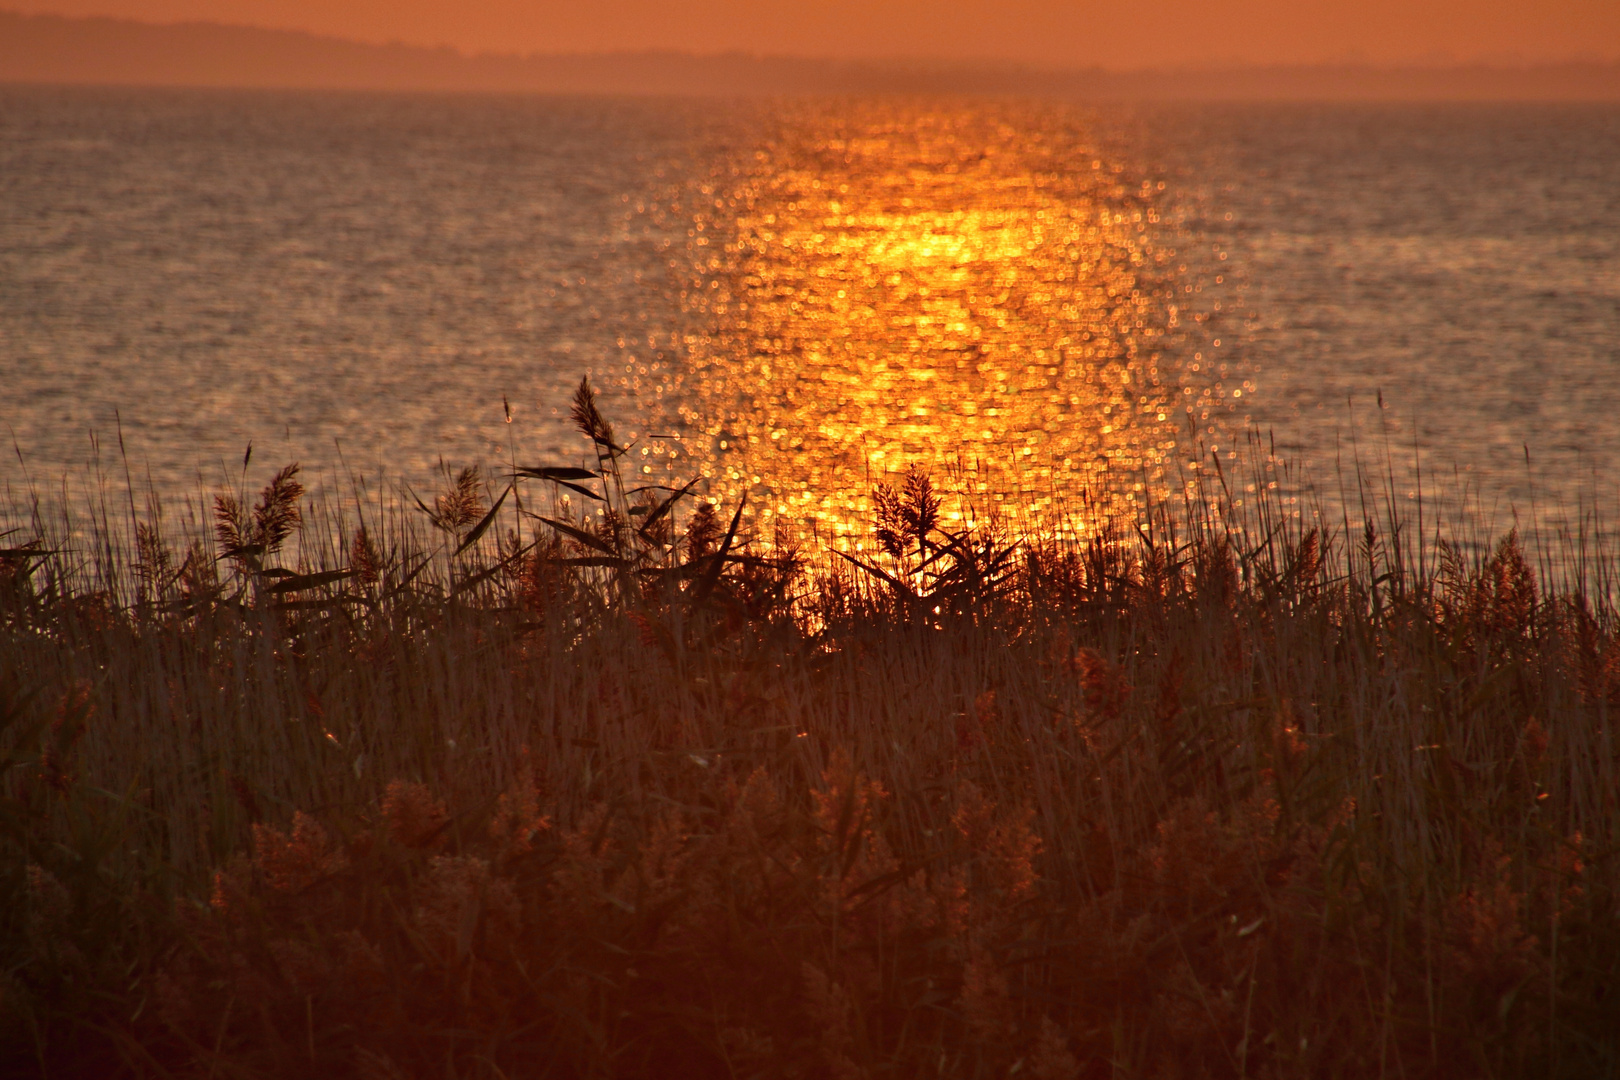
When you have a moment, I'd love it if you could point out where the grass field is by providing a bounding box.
[2,383,1616,1078]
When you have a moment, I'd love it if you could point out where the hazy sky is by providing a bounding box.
[12,0,1620,68]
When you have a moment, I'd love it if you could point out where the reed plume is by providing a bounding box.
[214,462,305,570]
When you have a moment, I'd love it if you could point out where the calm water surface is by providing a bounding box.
[2,88,1616,540]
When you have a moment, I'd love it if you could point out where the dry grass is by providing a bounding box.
[1,386,1616,1078]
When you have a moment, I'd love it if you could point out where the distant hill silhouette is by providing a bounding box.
[3,9,1618,99]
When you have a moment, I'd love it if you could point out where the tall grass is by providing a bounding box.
[1,382,1616,1078]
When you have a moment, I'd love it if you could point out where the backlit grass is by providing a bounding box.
[1,382,1616,1078]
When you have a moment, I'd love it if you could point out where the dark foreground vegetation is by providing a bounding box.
[1,383,1617,1078]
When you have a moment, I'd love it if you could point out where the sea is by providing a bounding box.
[2,87,1617,546]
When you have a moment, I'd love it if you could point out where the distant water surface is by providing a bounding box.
[2,88,1616,541]
[1150,103,1620,531]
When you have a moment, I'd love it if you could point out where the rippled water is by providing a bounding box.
[1150,104,1620,531]
[2,88,1616,541]
[661,100,1237,537]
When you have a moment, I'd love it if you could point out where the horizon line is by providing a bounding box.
[6,8,1620,78]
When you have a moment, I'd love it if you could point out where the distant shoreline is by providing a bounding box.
[4,9,1620,100]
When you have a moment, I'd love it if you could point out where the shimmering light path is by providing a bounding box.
[649,102,1238,541]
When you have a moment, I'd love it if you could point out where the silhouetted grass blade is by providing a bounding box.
[536,516,616,557]
[834,550,917,601]
[514,467,604,501]
[265,569,357,595]
[448,541,535,598]
[408,488,437,521]
[453,484,510,557]
[691,495,745,606]
[515,467,597,481]
[637,477,700,540]
[386,553,435,595]
[0,546,59,561]
[553,479,605,502]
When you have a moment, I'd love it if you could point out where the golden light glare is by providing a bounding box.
[657,102,1235,541]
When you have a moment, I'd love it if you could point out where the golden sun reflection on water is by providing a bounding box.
[652,102,1239,542]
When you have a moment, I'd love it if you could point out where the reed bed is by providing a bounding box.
[1,381,1616,1079]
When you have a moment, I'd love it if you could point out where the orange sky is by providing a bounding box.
[10,0,1619,68]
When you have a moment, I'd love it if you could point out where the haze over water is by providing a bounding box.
[2,88,1616,542]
